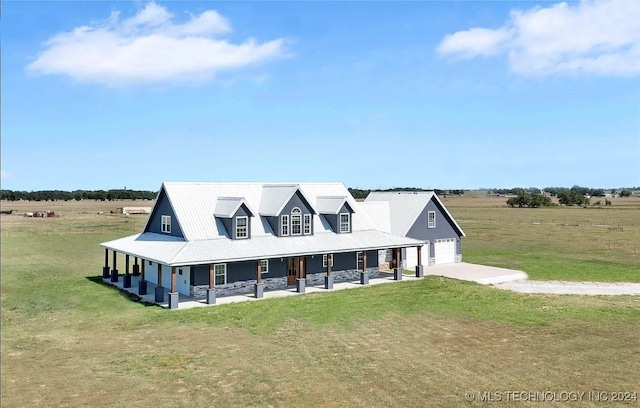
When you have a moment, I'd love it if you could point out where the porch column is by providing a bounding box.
[415,246,424,278]
[110,251,119,282]
[123,254,132,288]
[254,261,264,299]
[102,248,110,278]
[325,254,333,289]
[394,248,403,281]
[360,251,369,285]
[207,264,216,304]
[168,267,178,309]
[296,257,305,293]
[138,259,147,295]
[155,264,164,302]
[133,257,140,276]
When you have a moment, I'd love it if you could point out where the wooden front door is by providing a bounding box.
[287,257,306,286]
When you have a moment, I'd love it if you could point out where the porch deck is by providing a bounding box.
[101,263,526,310]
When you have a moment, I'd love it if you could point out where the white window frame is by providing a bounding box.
[291,208,302,235]
[303,214,311,235]
[322,254,333,268]
[356,251,363,269]
[161,215,171,233]
[259,259,269,274]
[281,215,289,236]
[339,213,350,233]
[214,264,227,286]
[236,216,248,239]
[427,211,436,229]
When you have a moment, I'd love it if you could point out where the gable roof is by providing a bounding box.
[258,184,317,216]
[214,197,254,218]
[103,182,431,265]
[315,196,354,214]
[364,191,465,237]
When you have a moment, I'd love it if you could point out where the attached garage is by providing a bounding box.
[434,239,456,265]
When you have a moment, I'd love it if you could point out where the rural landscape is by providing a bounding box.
[2,191,639,407]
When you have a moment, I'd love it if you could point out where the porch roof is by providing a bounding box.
[100,230,423,267]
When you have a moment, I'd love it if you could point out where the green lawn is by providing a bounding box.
[1,200,639,407]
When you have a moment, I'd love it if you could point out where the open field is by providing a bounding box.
[1,197,639,407]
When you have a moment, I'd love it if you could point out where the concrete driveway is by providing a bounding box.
[425,262,528,284]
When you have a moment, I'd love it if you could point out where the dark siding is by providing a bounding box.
[405,199,462,248]
[264,216,278,235]
[191,265,209,285]
[220,217,233,238]
[276,191,314,237]
[232,205,252,240]
[325,214,338,233]
[227,258,286,282]
[306,254,324,275]
[145,189,185,238]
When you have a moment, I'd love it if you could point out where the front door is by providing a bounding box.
[287,257,306,286]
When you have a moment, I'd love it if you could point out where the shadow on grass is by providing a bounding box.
[85,276,161,308]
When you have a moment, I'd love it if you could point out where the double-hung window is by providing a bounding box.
[427,211,436,228]
[356,252,363,269]
[303,214,311,235]
[291,208,302,235]
[281,215,289,236]
[339,213,350,233]
[322,254,333,268]
[236,216,248,239]
[161,215,171,233]
[214,264,226,285]
[259,259,268,274]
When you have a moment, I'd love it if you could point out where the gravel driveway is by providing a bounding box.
[495,280,640,295]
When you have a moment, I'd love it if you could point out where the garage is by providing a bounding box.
[434,239,456,265]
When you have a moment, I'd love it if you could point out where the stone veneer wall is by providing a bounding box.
[306,267,379,286]
[428,257,436,266]
[190,276,287,299]
[189,268,380,299]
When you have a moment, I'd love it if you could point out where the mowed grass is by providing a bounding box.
[1,198,640,407]
[443,196,640,282]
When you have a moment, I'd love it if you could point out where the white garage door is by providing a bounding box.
[404,244,427,269]
[434,239,456,265]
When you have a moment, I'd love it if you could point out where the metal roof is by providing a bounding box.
[365,191,465,237]
[101,182,429,266]
[213,197,254,218]
[316,196,351,214]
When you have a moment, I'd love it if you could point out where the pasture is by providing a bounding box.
[1,197,639,407]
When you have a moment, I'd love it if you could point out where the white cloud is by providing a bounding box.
[437,0,640,77]
[27,2,288,86]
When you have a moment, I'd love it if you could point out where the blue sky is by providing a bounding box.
[2,0,639,191]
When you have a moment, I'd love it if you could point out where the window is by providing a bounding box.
[236,216,248,239]
[427,211,436,228]
[148,260,152,266]
[259,259,268,274]
[281,215,289,236]
[214,264,226,285]
[161,215,171,233]
[340,213,350,233]
[356,252,363,269]
[291,208,302,235]
[303,214,311,235]
[322,254,333,268]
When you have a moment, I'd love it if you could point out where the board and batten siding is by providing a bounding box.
[145,189,185,238]
[405,199,461,255]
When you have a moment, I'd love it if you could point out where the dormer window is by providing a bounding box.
[236,216,248,239]
[291,208,302,235]
[427,211,436,228]
[161,215,171,233]
[340,213,350,233]
[281,215,289,236]
[304,214,311,235]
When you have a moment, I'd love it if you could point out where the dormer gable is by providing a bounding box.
[259,185,316,237]
[317,196,354,233]
[144,186,185,239]
[214,197,254,240]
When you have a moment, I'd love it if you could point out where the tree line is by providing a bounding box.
[0,189,158,202]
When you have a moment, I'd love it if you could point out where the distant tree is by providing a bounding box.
[620,190,632,197]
